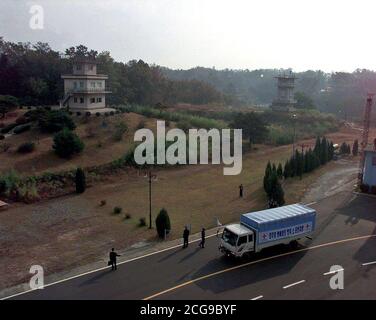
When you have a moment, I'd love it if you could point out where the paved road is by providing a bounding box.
[7,191,376,300]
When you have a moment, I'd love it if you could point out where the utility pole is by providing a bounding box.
[146,170,157,229]
[358,93,374,186]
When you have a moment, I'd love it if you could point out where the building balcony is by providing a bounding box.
[69,88,112,94]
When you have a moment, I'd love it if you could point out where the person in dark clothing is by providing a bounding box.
[239,184,244,198]
[199,228,206,248]
[109,248,120,271]
[183,226,190,248]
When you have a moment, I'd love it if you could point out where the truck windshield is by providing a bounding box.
[222,228,238,246]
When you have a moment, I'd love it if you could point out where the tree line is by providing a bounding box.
[162,67,376,120]
[0,39,229,107]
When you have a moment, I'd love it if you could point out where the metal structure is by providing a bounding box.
[358,93,374,185]
[271,71,297,112]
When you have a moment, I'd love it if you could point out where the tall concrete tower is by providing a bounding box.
[271,71,297,111]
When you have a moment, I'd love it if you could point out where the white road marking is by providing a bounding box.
[323,268,344,276]
[305,201,317,206]
[1,233,218,300]
[362,261,376,266]
[250,295,263,300]
[282,280,306,289]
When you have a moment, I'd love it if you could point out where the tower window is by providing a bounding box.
[96,97,102,103]
[90,97,95,103]
[80,97,84,104]
[74,97,78,103]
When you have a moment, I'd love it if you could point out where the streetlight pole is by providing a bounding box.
[292,114,297,156]
[148,171,152,229]
[146,170,157,229]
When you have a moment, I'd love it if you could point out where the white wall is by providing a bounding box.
[363,151,376,186]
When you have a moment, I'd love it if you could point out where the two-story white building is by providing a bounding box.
[61,58,111,112]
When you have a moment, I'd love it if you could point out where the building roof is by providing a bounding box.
[72,57,98,64]
[241,203,315,225]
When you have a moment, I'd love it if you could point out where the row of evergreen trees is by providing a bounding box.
[263,137,334,208]
[283,137,334,180]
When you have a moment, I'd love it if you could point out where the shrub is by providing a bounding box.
[52,128,84,158]
[155,208,171,238]
[15,116,27,125]
[75,167,86,194]
[76,112,81,116]
[136,120,146,130]
[113,121,128,141]
[39,110,76,133]
[96,112,101,117]
[360,184,370,193]
[17,142,35,154]
[176,119,191,132]
[0,170,20,197]
[110,111,114,116]
[18,180,40,203]
[100,200,106,206]
[85,112,91,117]
[113,206,122,214]
[125,213,132,220]
[13,124,31,134]
[139,217,146,227]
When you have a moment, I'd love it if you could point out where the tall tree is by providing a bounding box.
[230,112,269,148]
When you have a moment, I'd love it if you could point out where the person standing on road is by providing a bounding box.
[109,248,120,271]
[199,228,206,248]
[239,184,244,198]
[183,226,190,248]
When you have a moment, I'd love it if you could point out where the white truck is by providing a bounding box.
[219,204,316,257]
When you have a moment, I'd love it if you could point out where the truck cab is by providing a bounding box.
[220,223,254,257]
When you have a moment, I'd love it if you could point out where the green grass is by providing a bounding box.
[117,104,227,130]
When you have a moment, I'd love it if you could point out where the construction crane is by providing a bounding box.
[358,93,374,186]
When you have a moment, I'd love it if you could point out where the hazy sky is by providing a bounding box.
[1,0,375,72]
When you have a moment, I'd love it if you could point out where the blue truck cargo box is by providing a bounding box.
[240,204,316,245]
